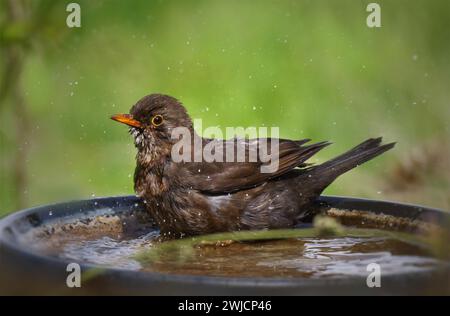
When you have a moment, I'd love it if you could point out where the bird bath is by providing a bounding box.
[0,195,449,295]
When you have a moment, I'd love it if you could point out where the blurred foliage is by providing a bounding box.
[0,0,449,215]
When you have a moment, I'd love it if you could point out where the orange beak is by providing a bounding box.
[110,114,142,128]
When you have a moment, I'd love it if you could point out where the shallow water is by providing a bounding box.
[24,206,446,279]
[41,231,441,279]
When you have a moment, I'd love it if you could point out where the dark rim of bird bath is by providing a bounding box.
[0,195,449,289]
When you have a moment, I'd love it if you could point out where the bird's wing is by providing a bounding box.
[166,138,330,194]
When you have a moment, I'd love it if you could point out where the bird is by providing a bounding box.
[111,93,395,238]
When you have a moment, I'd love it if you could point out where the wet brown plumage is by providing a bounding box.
[111,94,395,238]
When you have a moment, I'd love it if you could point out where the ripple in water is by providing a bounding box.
[53,233,442,278]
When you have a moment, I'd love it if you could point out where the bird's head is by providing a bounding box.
[111,94,193,157]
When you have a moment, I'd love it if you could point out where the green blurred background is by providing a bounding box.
[1,0,449,216]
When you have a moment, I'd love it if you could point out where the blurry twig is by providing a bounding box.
[383,139,450,210]
[0,0,30,209]
[0,0,61,209]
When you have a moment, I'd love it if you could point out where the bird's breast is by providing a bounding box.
[134,172,169,197]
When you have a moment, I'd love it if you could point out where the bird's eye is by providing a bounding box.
[151,115,164,126]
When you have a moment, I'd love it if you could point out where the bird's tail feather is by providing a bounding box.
[302,137,395,195]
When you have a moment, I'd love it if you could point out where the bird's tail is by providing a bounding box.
[301,137,395,195]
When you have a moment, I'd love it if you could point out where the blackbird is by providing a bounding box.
[111,94,395,238]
